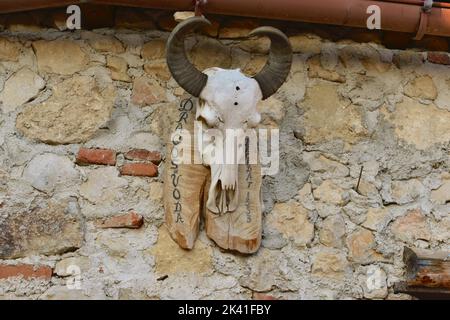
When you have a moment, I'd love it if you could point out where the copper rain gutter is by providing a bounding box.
[0,0,450,38]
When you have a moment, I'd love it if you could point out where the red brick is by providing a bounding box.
[0,264,52,280]
[76,148,116,166]
[252,292,277,300]
[427,52,450,65]
[124,149,162,164]
[120,163,158,177]
[96,211,144,229]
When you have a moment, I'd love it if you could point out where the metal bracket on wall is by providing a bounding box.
[194,0,207,16]
[413,0,433,40]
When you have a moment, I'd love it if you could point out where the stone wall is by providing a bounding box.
[0,8,449,300]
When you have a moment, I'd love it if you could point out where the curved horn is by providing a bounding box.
[166,17,211,97]
[249,27,293,100]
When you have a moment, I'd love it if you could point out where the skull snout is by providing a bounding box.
[219,164,238,190]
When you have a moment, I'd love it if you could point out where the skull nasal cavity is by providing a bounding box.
[234,102,238,106]
[236,86,240,90]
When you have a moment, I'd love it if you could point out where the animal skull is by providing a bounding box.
[166,16,292,214]
[197,67,262,213]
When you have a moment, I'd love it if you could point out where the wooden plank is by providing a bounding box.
[394,247,450,299]
[204,164,262,254]
[394,282,450,300]
[403,247,450,289]
[0,0,80,13]
[164,98,209,250]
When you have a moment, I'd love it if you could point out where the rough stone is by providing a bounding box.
[303,152,349,179]
[266,201,314,247]
[404,76,437,101]
[54,257,90,277]
[363,207,391,232]
[144,61,171,81]
[316,203,341,219]
[16,76,115,144]
[239,249,294,292]
[23,153,80,194]
[238,38,270,54]
[40,286,105,300]
[141,40,166,60]
[219,19,260,38]
[301,83,367,144]
[0,200,83,259]
[289,35,322,54]
[383,98,450,150]
[242,55,266,76]
[392,51,425,68]
[311,249,349,279]
[118,288,152,300]
[390,210,431,243]
[257,96,285,126]
[357,180,379,197]
[363,265,388,299]
[431,177,450,204]
[149,181,164,201]
[190,38,232,70]
[297,183,315,211]
[131,77,166,106]
[33,40,89,75]
[150,226,212,275]
[0,37,20,61]
[433,217,450,242]
[360,53,391,73]
[173,11,195,22]
[0,68,45,113]
[79,167,128,204]
[319,215,346,248]
[390,179,424,205]
[346,229,379,264]
[82,32,124,53]
[338,44,384,72]
[313,180,347,206]
[107,56,131,82]
[308,56,345,83]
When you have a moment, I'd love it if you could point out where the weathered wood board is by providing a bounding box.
[394,247,450,299]
[204,164,262,254]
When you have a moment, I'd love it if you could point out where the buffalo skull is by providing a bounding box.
[166,16,292,214]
